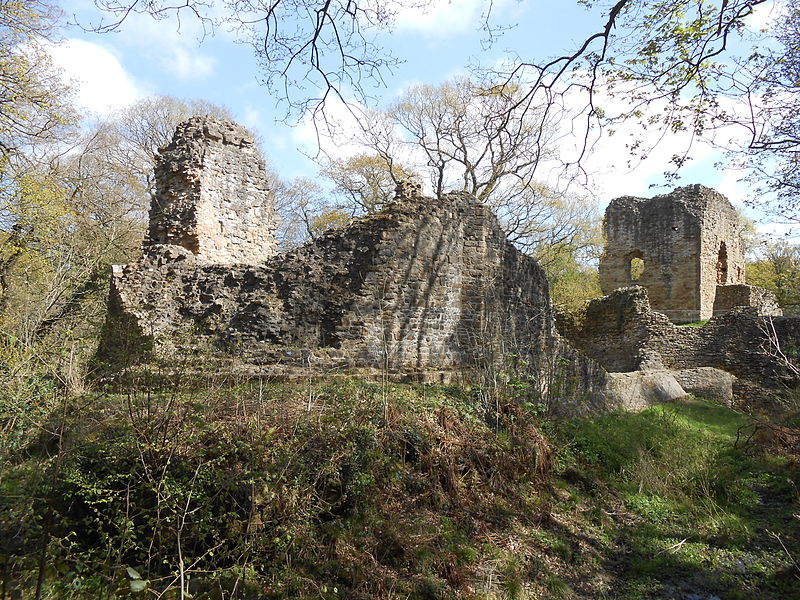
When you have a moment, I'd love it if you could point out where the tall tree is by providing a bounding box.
[0,94,235,361]
[357,77,599,256]
[0,0,75,170]
[746,241,800,310]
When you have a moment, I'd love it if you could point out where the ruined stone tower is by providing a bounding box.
[599,185,745,322]
[147,115,278,263]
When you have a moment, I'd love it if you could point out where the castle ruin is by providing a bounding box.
[599,185,747,322]
[101,116,799,413]
[104,117,605,399]
[147,117,278,263]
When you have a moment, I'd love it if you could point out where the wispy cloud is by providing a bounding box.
[392,0,513,35]
[47,38,144,115]
[115,12,217,81]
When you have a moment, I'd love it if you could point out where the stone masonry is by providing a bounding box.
[556,286,800,403]
[102,116,798,414]
[147,116,278,263]
[713,284,783,317]
[599,185,746,322]
[105,183,612,410]
[103,118,609,405]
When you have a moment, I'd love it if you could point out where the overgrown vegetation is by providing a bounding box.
[1,370,797,599]
[566,398,800,598]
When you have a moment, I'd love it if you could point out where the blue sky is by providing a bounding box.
[48,0,787,233]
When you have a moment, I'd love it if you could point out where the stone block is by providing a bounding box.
[713,284,783,317]
[673,367,735,405]
[599,371,687,411]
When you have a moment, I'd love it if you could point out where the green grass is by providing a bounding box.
[676,319,710,327]
[565,396,800,600]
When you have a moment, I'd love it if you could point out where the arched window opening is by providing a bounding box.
[716,242,728,284]
[628,252,645,282]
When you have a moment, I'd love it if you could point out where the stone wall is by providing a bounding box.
[108,116,799,415]
[599,185,745,322]
[108,188,607,398]
[148,116,278,263]
[713,284,783,317]
[557,286,800,397]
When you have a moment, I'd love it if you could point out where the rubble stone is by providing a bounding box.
[147,116,278,263]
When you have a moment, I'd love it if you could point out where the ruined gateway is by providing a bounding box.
[102,116,799,412]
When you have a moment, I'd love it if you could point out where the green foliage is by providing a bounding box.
[677,319,709,327]
[546,255,602,313]
[321,153,418,216]
[0,0,75,167]
[1,377,556,599]
[566,396,800,599]
[747,241,800,309]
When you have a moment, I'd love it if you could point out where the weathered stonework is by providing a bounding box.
[147,116,278,263]
[105,116,799,415]
[713,284,783,317]
[557,286,800,404]
[96,116,635,416]
[109,183,610,406]
[599,185,745,322]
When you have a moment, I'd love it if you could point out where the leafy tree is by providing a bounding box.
[0,94,234,378]
[357,77,599,255]
[321,153,416,216]
[547,256,603,313]
[0,0,75,169]
[746,241,800,310]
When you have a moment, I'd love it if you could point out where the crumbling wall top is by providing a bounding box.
[148,115,278,264]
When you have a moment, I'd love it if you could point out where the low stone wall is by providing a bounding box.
[713,284,783,317]
[557,286,800,394]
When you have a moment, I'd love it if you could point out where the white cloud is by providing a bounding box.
[117,12,217,81]
[531,69,756,208]
[62,1,218,83]
[716,168,749,207]
[169,45,216,80]
[292,97,370,161]
[241,106,265,133]
[393,0,511,35]
[47,39,143,115]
